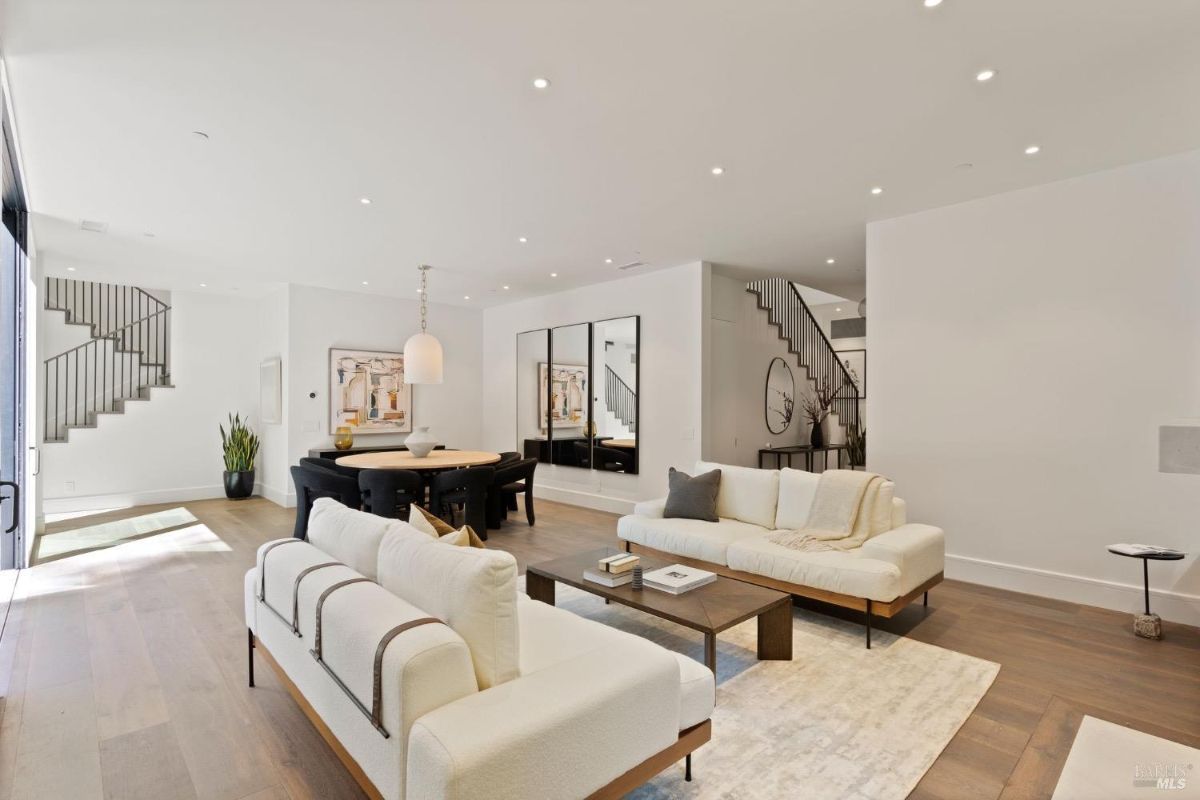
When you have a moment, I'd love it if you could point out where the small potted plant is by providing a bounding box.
[846,423,867,468]
[220,412,260,500]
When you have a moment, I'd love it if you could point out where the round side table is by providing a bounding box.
[1106,546,1185,640]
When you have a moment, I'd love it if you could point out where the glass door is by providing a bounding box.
[0,104,28,570]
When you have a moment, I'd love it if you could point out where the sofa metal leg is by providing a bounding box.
[248,628,255,687]
[685,753,692,782]
[923,591,928,608]
[865,600,872,650]
[624,540,631,553]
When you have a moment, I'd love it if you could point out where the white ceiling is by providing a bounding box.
[3,0,1200,307]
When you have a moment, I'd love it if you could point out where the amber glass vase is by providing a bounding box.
[333,426,354,451]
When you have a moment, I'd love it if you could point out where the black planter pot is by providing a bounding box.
[223,469,255,500]
[810,420,825,448]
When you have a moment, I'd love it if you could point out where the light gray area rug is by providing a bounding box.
[1052,716,1200,799]
[527,580,999,800]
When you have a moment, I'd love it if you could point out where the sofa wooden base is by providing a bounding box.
[250,633,712,800]
[625,542,943,646]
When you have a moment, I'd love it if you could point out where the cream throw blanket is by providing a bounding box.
[767,470,893,552]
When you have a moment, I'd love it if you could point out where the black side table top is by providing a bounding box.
[1106,546,1186,561]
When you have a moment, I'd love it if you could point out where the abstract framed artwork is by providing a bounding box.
[539,362,588,430]
[836,349,866,399]
[329,348,412,435]
[259,357,282,424]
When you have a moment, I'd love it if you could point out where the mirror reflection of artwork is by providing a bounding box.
[765,357,795,435]
[539,363,587,430]
[329,348,413,434]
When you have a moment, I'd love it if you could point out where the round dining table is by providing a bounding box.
[335,450,501,471]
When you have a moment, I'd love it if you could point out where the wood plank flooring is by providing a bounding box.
[1,497,1197,799]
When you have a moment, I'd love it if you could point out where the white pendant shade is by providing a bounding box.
[404,331,443,384]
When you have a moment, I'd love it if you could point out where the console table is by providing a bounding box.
[758,444,849,472]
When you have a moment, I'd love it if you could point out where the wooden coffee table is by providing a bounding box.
[526,547,793,673]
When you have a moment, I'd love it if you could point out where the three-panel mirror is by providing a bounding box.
[517,316,639,474]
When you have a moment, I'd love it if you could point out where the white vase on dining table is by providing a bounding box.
[406,426,437,458]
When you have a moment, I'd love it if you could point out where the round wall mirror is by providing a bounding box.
[765,357,795,434]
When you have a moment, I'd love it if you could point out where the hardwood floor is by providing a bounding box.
[1,497,1197,799]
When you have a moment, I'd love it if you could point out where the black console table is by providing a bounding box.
[306,444,445,461]
[758,444,849,472]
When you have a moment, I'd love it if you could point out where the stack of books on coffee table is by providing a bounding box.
[583,553,640,587]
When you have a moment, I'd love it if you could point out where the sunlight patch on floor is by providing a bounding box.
[33,506,199,563]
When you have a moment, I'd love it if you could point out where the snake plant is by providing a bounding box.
[220,413,260,472]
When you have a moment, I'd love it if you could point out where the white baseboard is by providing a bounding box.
[532,484,635,516]
[257,483,292,508]
[43,485,229,514]
[946,553,1200,627]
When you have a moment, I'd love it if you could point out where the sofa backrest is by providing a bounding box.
[774,468,821,530]
[694,460,780,529]
[308,497,391,579]
[377,522,520,690]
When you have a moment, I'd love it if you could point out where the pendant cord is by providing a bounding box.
[418,266,429,334]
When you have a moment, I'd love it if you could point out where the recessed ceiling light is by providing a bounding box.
[464,295,470,300]
[826,258,836,265]
[710,166,725,176]
[503,285,510,290]
[975,69,997,82]
[532,77,551,90]
[518,236,528,243]
[871,186,884,195]
[359,197,371,205]
[199,283,207,288]
[550,272,558,278]
[923,0,943,6]
[836,307,843,313]
[67,266,76,272]
[361,281,369,286]
[604,258,613,264]
[1024,145,1041,155]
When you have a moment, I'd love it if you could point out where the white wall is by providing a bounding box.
[867,149,1200,624]
[282,284,483,506]
[253,285,289,505]
[482,263,706,513]
[41,290,260,511]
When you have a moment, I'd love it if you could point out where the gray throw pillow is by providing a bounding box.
[663,467,721,522]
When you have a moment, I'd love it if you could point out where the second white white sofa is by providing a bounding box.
[246,498,714,800]
[618,462,945,646]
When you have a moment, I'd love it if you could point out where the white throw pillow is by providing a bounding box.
[377,526,520,690]
[694,460,780,529]
[408,504,440,538]
[439,529,470,547]
[774,468,821,530]
[306,498,389,580]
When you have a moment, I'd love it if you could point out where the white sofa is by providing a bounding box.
[246,499,714,800]
[618,462,944,645]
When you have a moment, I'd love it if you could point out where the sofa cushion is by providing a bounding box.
[517,594,714,732]
[891,497,907,529]
[695,460,780,529]
[377,523,520,690]
[774,468,821,530]
[618,514,769,565]
[726,536,902,601]
[663,467,721,522]
[307,498,390,580]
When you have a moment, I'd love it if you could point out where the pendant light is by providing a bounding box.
[403,265,444,384]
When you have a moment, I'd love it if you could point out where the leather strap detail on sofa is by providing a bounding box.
[258,538,305,601]
[371,617,441,731]
[291,562,341,636]
[310,578,372,660]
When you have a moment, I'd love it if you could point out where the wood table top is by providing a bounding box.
[526,547,790,634]
[603,438,638,449]
[335,449,501,470]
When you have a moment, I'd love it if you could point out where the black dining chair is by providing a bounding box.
[428,466,494,538]
[358,469,424,519]
[486,458,537,529]
[572,441,592,468]
[592,445,633,473]
[299,456,361,479]
[496,451,522,467]
[289,463,362,539]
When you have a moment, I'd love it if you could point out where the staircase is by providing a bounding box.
[746,278,860,436]
[43,277,174,443]
[604,364,637,434]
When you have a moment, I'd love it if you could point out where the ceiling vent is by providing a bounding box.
[80,220,108,233]
[616,260,645,271]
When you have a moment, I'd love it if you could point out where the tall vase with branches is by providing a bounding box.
[798,377,839,447]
